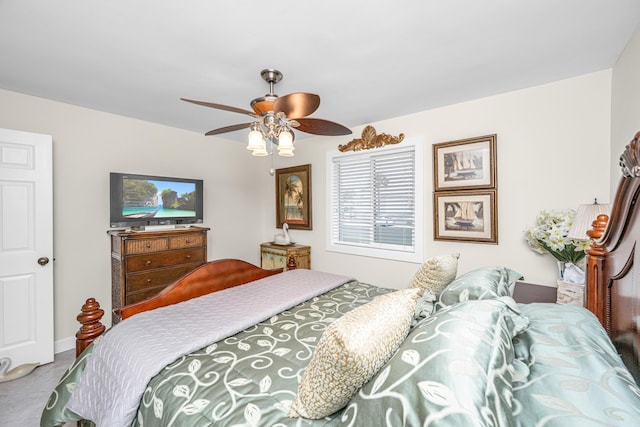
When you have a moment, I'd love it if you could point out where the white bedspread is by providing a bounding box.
[67,269,351,427]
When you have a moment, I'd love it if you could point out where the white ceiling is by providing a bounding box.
[1,0,639,141]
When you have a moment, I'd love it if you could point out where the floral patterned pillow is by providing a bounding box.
[437,266,523,309]
[341,297,526,426]
[288,287,421,419]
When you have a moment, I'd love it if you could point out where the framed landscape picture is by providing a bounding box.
[275,164,312,230]
[433,134,496,191]
[433,190,497,244]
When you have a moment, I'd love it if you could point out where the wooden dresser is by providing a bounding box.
[260,242,310,271]
[108,226,209,321]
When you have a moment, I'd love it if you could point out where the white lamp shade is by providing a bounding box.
[568,202,610,239]
[251,145,268,156]
[278,130,293,149]
[278,147,294,157]
[247,129,265,151]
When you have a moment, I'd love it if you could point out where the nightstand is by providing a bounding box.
[556,280,585,306]
[512,281,557,304]
[260,242,311,271]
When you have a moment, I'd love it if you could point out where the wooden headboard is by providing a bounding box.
[75,258,288,356]
[586,130,640,382]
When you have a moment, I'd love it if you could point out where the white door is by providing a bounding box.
[0,128,54,367]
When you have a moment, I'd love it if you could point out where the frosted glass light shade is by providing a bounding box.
[278,130,293,149]
[247,129,265,151]
[278,147,294,157]
[251,145,268,156]
[568,202,610,240]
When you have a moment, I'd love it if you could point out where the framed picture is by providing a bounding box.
[433,190,498,244]
[275,164,312,230]
[433,134,496,191]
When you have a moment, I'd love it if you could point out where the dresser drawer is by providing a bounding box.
[262,246,287,257]
[125,284,170,305]
[126,247,205,272]
[124,237,169,254]
[126,263,200,293]
[168,232,206,249]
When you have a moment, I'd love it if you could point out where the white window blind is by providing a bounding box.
[326,139,423,262]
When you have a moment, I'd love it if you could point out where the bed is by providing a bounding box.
[41,134,640,427]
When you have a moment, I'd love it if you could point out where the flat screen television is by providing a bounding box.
[110,172,204,229]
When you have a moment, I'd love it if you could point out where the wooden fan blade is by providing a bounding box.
[205,122,253,136]
[181,98,256,117]
[295,118,352,136]
[273,93,320,118]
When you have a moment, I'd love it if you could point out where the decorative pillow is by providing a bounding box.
[409,253,460,295]
[412,288,437,327]
[437,266,523,309]
[288,287,421,419]
[341,297,526,426]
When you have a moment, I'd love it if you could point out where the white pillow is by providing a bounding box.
[409,253,460,295]
[288,287,421,419]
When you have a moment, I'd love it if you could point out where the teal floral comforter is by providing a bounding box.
[512,303,640,426]
[41,283,640,427]
[41,281,392,426]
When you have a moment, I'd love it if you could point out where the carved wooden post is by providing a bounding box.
[585,214,609,329]
[75,298,106,357]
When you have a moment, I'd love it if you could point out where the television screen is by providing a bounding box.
[110,173,204,229]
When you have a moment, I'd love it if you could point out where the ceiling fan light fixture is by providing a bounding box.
[278,147,295,157]
[250,95,277,115]
[251,143,268,156]
[183,68,352,163]
[277,128,294,157]
[278,129,293,148]
[247,125,265,151]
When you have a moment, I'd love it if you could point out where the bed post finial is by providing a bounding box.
[585,213,610,330]
[75,298,106,357]
[586,214,609,247]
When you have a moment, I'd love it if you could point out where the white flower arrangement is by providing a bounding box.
[524,209,591,264]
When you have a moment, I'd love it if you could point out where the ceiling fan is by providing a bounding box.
[181,69,352,156]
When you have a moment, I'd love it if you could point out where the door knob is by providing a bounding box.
[37,257,50,266]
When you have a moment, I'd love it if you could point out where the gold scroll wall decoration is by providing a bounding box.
[338,125,404,152]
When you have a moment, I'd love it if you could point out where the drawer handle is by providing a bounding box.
[185,239,191,244]
[185,255,191,259]
[146,278,152,284]
[145,260,152,266]
[146,243,152,248]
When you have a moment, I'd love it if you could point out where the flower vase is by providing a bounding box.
[557,261,567,280]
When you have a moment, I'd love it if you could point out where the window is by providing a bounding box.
[326,137,423,262]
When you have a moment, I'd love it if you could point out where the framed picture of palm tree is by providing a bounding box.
[275,164,312,230]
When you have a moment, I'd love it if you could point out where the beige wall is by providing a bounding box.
[0,89,276,350]
[0,68,615,351]
[611,24,640,191]
[285,71,612,291]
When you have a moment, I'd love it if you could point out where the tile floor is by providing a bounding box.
[0,349,75,426]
